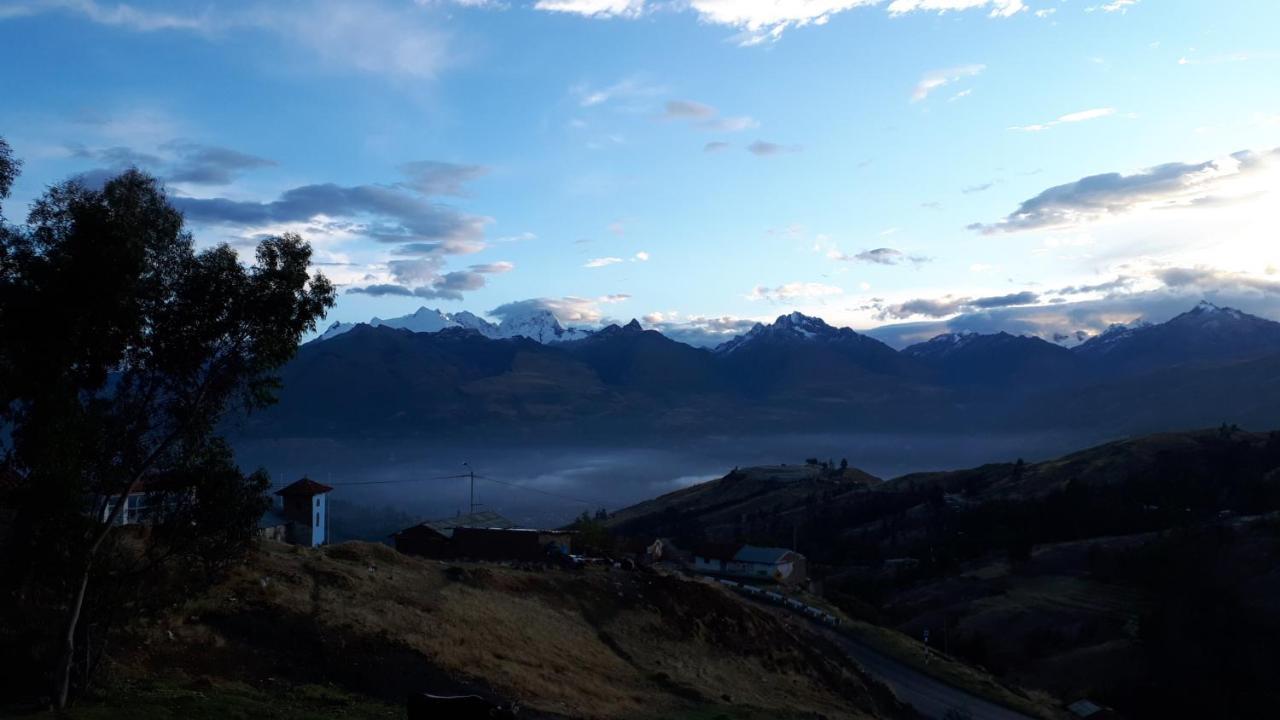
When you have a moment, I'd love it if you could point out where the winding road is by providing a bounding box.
[733,590,1037,720]
[807,622,1036,720]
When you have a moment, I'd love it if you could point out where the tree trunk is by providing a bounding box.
[51,384,209,707]
[53,501,118,709]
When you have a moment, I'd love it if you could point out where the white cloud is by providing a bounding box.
[912,64,985,102]
[888,0,1025,18]
[1009,107,1116,131]
[534,0,644,17]
[973,147,1280,233]
[490,295,631,324]
[663,99,716,119]
[469,261,515,274]
[747,140,801,156]
[662,100,759,133]
[748,282,844,302]
[1092,0,1138,13]
[705,115,760,132]
[827,247,930,265]
[633,251,650,261]
[585,256,624,268]
[573,76,665,108]
[639,312,761,347]
[533,0,1027,44]
[4,1,457,80]
[866,270,1280,349]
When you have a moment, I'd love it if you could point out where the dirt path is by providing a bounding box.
[809,623,1035,720]
[736,592,1037,720]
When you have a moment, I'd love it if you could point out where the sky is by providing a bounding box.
[1,0,1278,347]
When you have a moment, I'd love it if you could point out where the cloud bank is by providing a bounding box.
[972,147,1280,234]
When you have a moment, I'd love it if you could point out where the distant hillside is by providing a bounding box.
[902,332,1084,389]
[243,302,1280,441]
[606,427,1280,719]
[607,463,881,542]
[61,541,905,720]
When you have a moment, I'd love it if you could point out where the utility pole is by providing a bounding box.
[463,461,476,515]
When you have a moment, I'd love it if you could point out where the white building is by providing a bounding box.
[269,477,333,547]
[692,544,808,585]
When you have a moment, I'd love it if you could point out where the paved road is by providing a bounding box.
[807,622,1035,720]
[735,592,1035,720]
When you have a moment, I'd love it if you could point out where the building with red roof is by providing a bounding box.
[272,477,334,547]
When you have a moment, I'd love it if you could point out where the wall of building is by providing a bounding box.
[451,527,544,561]
[394,527,454,559]
[312,494,326,547]
[280,493,327,547]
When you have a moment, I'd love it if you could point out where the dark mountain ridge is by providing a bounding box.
[243,302,1280,440]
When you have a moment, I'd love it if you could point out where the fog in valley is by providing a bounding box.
[235,429,1116,537]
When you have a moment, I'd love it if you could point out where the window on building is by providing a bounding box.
[315,511,320,526]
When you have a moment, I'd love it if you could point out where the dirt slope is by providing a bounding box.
[95,540,906,720]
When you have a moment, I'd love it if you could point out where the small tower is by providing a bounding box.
[275,477,334,547]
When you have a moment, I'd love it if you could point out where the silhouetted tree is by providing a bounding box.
[570,511,612,556]
[0,148,334,708]
[0,136,18,210]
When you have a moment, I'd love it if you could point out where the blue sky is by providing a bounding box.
[2,0,1278,346]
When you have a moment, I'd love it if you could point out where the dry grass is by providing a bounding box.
[113,540,897,720]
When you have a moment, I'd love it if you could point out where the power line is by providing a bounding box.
[267,473,471,489]
[267,471,606,508]
[474,474,605,507]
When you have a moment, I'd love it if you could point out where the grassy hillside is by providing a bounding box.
[607,463,881,543]
[47,540,906,720]
[606,427,1280,719]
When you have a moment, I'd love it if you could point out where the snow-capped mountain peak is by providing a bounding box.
[902,331,981,358]
[314,306,592,344]
[451,310,501,339]
[714,312,860,353]
[1051,330,1093,349]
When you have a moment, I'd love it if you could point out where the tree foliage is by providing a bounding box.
[0,142,335,707]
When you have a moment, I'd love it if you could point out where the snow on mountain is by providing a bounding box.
[1073,319,1154,357]
[1051,330,1094,349]
[317,320,359,341]
[901,331,981,359]
[495,308,592,343]
[714,312,877,354]
[317,307,455,341]
[315,306,592,344]
[1072,302,1280,373]
[451,310,501,339]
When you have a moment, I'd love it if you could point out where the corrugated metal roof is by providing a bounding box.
[733,545,796,564]
[1068,700,1103,717]
[421,510,517,538]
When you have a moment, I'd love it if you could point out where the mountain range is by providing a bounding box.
[318,305,591,343]
[242,301,1280,440]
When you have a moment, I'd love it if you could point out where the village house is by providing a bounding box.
[392,510,572,561]
[692,543,808,585]
[97,474,191,527]
[261,477,333,548]
[642,537,690,565]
